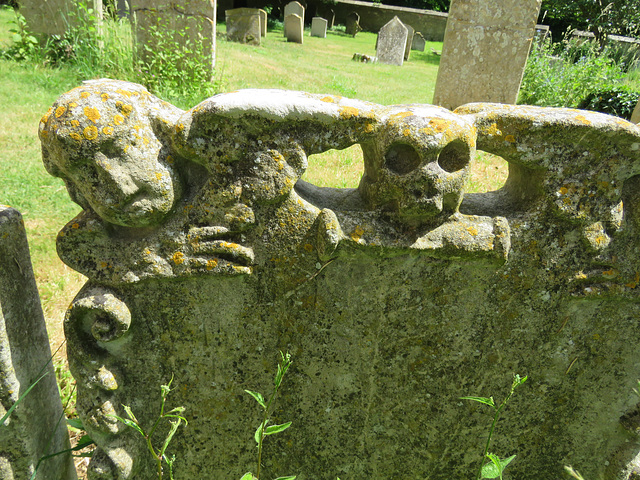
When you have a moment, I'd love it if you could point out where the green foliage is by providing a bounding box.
[112,376,187,480]
[578,85,640,120]
[243,351,296,480]
[1,10,39,62]
[519,37,626,108]
[461,374,527,480]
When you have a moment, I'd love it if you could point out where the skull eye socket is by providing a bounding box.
[385,143,421,175]
[438,140,470,173]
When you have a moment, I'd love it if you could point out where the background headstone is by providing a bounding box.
[285,13,304,43]
[433,0,542,110]
[345,11,361,36]
[412,31,426,51]
[283,1,304,37]
[258,8,267,38]
[131,0,216,77]
[0,206,75,480]
[19,0,102,38]
[377,16,408,66]
[226,8,261,45]
[403,23,414,60]
[632,98,640,124]
[311,16,328,38]
[116,0,130,18]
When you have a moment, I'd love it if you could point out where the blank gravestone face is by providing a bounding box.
[345,11,360,36]
[225,8,261,45]
[311,17,327,38]
[377,16,408,66]
[258,9,267,37]
[285,14,304,43]
[404,23,414,60]
[412,31,426,51]
[283,1,304,37]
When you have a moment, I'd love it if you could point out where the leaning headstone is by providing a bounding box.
[130,0,216,77]
[404,23,414,60]
[433,0,542,110]
[345,11,361,36]
[311,16,328,38]
[283,1,304,37]
[285,13,304,43]
[412,31,426,51]
[19,0,102,38]
[40,78,640,480]
[258,9,267,38]
[632,98,640,123]
[226,8,261,45]
[0,206,76,480]
[377,16,408,66]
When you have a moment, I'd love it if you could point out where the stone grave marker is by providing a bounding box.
[632,98,640,123]
[226,8,262,45]
[116,0,129,18]
[131,0,216,77]
[377,16,408,66]
[283,1,304,37]
[345,11,362,36]
[41,78,640,480]
[433,0,542,110]
[412,31,426,51]
[259,9,267,38]
[404,23,415,60]
[20,0,102,38]
[285,13,304,43]
[0,206,76,480]
[311,16,328,38]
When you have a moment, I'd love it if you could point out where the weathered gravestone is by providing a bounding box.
[632,98,640,124]
[20,0,102,38]
[283,1,304,37]
[285,14,304,43]
[403,23,414,60]
[259,9,267,38]
[226,8,261,46]
[130,0,215,77]
[116,0,129,18]
[433,0,542,110]
[0,206,76,480]
[311,17,328,38]
[377,16,408,66]
[412,31,426,51]
[345,11,362,36]
[41,78,640,480]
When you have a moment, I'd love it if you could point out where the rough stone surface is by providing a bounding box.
[412,31,426,51]
[377,16,408,66]
[226,8,261,45]
[433,0,542,110]
[403,23,414,60]
[0,206,76,480]
[41,79,640,480]
[130,0,215,77]
[311,16,328,38]
[283,1,304,37]
[19,0,102,38]
[285,13,304,43]
[345,11,361,36]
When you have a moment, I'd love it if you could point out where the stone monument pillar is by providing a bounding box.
[433,0,542,110]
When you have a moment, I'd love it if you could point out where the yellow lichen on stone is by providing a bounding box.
[80,91,90,99]
[55,105,66,118]
[69,132,82,142]
[83,125,99,140]
[176,123,185,134]
[403,128,411,137]
[122,104,133,116]
[102,126,114,135]
[113,114,124,125]
[41,107,53,124]
[339,106,359,119]
[466,226,478,236]
[206,259,218,270]
[71,120,80,127]
[72,223,80,229]
[155,172,163,181]
[575,271,587,280]
[575,115,591,125]
[350,225,365,242]
[172,252,185,264]
[559,186,568,195]
[505,135,516,143]
[84,107,101,123]
[485,123,502,137]
[364,122,374,133]
[101,93,109,102]
[626,272,640,288]
[320,96,335,103]
[116,89,133,98]
[602,269,618,278]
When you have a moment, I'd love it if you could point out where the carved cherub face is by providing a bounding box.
[358,105,476,228]
[39,80,182,228]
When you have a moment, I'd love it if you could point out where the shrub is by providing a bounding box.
[577,85,640,120]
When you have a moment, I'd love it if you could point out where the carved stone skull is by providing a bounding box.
[358,105,476,228]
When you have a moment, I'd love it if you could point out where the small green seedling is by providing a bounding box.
[461,373,528,480]
[564,465,587,480]
[242,351,296,480]
[113,375,187,480]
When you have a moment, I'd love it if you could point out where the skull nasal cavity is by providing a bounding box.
[438,140,469,173]
[385,143,421,175]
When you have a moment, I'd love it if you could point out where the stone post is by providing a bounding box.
[433,0,542,110]
[0,206,75,480]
